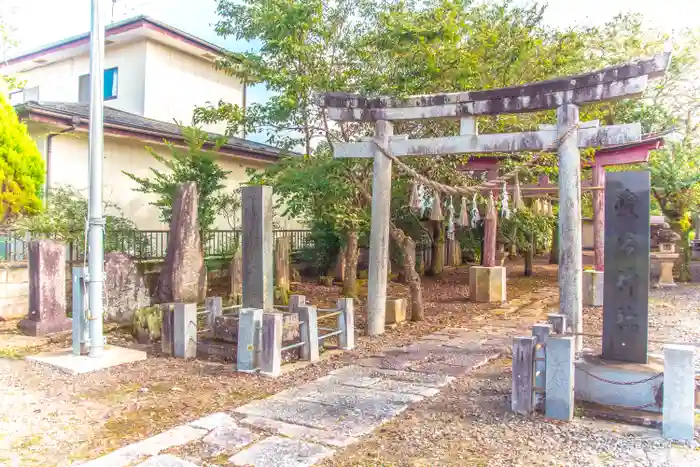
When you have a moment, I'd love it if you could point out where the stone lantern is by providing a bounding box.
[651,224,681,288]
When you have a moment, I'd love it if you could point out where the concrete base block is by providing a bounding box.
[18,317,72,337]
[582,270,604,307]
[26,345,146,375]
[385,298,406,324]
[575,353,664,413]
[663,344,695,440]
[654,259,678,288]
[469,266,506,303]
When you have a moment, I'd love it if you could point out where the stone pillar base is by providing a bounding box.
[654,257,678,288]
[469,266,506,303]
[583,270,604,307]
[18,317,72,337]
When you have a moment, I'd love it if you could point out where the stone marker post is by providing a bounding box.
[260,312,282,377]
[299,305,320,362]
[173,302,197,359]
[602,171,650,364]
[19,240,71,336]
[205,296,223,335]
[337,298,355,350]
[662,344,695,440]
[158,182,204,304]
[160,302,175,355]
[242,186,273,312]
[545,336,575,421]
[547,314,566,335]
[237,308,263,372]
[532,324,552,409]
[512,336,536,415]
[582,270,604,307]
[557,104,583,351]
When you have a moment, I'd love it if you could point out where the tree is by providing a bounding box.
[12,185,140,254]
[123,126,241,237]
[0,92,44,223]
[649,142,700,281]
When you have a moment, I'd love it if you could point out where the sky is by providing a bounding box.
[2,0,699,142]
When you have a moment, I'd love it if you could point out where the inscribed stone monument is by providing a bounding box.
[19,239,71,336]
[602,171,650,363]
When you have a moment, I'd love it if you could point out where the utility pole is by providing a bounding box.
[87,0,106,358]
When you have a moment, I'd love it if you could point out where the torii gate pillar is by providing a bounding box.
[558,104,583,351]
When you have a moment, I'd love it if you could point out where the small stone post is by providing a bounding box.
[663,344,695,440]
[337,298,355,350]
[173,302,197,359]
[385,298,407,325]
[545,336,575,421]
[512,336,536,415]
[242,186,274,311]
[274,236,291,301]
[260,312,282,377]
[547,314,566,334]
[19,239,71,336]
[557,104,583,351]
[299,305,320,362]
[206,296,223,335]
[367,120,393,336]
[532,324,552,409]
[237,308,263,372]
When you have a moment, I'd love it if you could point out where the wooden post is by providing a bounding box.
[592,164,605,272]
[274,236,291,300]
[557,104,583,351]
[367,120,393,336]
[512,336,536,415]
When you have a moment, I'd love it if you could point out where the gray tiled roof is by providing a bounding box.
[19,101,293,160]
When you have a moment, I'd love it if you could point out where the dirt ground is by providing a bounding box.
[0,260,554,467]
[2,259,698,467]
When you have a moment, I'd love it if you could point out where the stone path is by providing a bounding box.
[77,328,507,467]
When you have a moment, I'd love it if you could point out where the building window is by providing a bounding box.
[78,67,119,103]
[9,86,40,105]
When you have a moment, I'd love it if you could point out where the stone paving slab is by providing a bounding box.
[202,423,257,452]
[229,436,334,467]
[135,454,200,466]
[329,364,455,388]
[234,397,407,438]
[239,416,357,447]
[297,383,424,406]
[189,412,238,431]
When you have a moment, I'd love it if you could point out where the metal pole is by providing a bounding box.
[87,0,106,358]
[557,104,583,352]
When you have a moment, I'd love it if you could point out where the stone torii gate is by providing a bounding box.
[317,53,671,339]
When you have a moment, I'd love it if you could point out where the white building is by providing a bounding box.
[1,15,294,230]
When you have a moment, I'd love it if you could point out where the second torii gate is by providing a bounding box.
[317,52,671,342]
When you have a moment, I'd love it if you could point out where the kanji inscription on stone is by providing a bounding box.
[602,171,650,363]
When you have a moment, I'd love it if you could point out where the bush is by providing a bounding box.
[0,92,45,223]
[295,219,341,276]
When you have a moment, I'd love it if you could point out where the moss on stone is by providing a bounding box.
[132,305,162,342]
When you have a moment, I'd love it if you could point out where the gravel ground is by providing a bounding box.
[0,263,554,467]
[318,358,700,467]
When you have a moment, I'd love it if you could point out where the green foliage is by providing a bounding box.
[0,93,44,223]
[123,126,240,232]
[649,142,700,220]
[499,208,556,255]
[295,219,342,276]
[13,186,139,253]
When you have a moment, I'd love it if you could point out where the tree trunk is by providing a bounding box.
[342,230,359,298]
[524,232,534,277]
[389,223,424,321]
[669,219,692,282]
[429,221,445,276]
[549,222,559,265]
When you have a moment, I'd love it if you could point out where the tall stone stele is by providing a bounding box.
[158,182,205,303]
[19,239,72,336]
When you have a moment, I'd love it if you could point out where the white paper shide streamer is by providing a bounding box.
[470,193,481,228]
[447,196,455,239]
[500,182,510,219]
[458,196,469,227]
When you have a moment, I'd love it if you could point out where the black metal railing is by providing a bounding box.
[0,229,313,263]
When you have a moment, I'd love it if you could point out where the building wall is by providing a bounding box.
[44,130,300,230]
[17,41,147,116]
[143,40,243,134]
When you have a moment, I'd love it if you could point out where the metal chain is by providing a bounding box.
[371,123,580,196]
[575,365,663,386]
